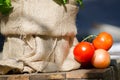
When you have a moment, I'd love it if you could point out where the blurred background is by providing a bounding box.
[76,0,120,53]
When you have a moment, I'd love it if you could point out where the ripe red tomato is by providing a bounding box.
[91,49,110,69]
[73,42,95,63]
[93,32,113,50]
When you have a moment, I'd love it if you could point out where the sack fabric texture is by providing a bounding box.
[0,0,80,74]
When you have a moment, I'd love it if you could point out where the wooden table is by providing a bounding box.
[0,53,120,80]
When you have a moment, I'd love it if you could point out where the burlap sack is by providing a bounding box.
[1,0,78,36]
[0,0,80,74]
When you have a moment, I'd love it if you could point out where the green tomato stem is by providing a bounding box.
[82,35,97,42]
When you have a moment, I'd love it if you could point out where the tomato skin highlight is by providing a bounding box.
[93,32,113,50]
[91,49,110,69]
[73,42,95,63]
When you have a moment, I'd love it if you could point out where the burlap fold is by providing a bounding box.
[0,0,80,74]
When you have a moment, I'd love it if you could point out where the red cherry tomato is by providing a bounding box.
[93,32,113,50]
[91,49,110,69]
[73,42,95,63]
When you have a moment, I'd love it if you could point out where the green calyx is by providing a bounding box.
[0,0,13,15]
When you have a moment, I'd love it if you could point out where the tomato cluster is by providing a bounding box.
[74,32,113,69]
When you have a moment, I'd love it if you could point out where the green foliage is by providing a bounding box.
[75,0,83,6]
[53,0,83,6]
[0,0,13,15]
[53,0,67,5]
[0,0,83,15]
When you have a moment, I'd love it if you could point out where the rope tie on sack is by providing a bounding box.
[17,35,58,72]
[41,38,58,72]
